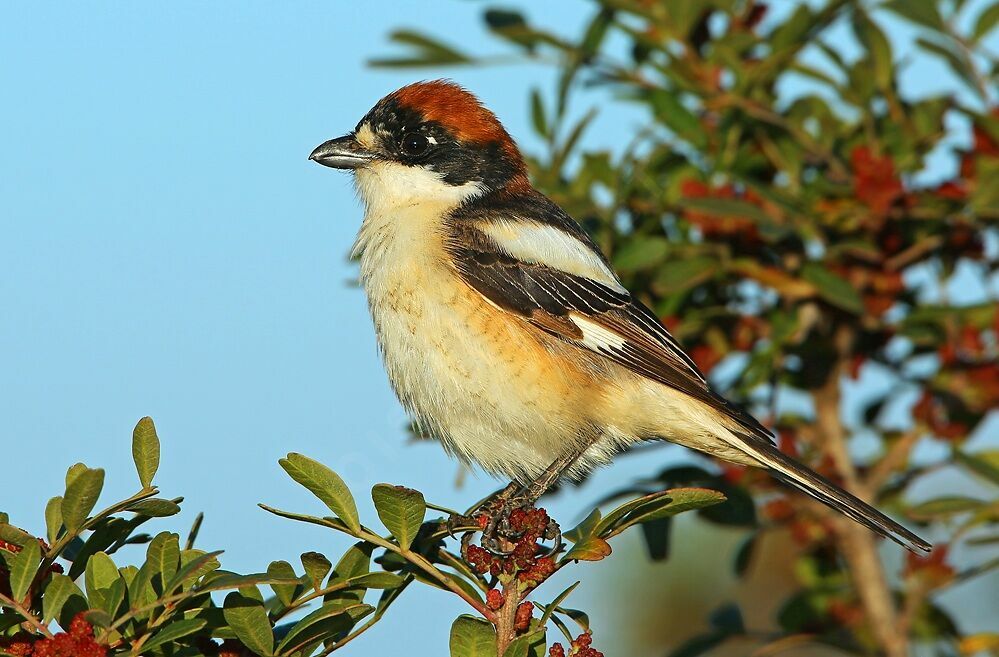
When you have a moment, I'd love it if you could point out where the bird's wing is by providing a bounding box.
[444,210,774,446]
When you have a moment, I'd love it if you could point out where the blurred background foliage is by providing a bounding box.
[374,0,999,655]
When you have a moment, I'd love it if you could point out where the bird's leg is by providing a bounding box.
[482,434,600,553]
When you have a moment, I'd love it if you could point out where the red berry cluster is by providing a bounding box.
[0,614,106,657]
[486,588,505,610]
[548,631,603,657]
[514,601,533,633]
[462,508,557,592]
[851,146,905,217]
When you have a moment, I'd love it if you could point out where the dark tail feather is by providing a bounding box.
[735,435,931,553]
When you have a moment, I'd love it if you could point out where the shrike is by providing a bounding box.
[310,80,929,553]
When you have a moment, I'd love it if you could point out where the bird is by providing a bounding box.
[309,79,930,554]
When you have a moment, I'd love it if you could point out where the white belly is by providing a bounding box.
[353,202,597,481]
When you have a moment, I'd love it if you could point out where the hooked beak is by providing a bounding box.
[309,134,375,169]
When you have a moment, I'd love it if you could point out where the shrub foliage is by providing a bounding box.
[1,418,719,655]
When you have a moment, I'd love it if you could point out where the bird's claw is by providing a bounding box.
[541,520,562,557]
[444,513,480,540]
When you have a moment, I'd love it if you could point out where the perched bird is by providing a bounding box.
[310,80,930,553]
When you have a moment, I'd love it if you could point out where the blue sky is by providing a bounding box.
[2,2,997,654]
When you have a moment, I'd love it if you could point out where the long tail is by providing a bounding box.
[733,432,931,553]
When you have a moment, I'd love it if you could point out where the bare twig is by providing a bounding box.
[495,576,524,656]
[813,326,908,657]
[866,430,921,492]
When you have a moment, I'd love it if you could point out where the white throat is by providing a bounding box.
[350,161,483,282]
[352,161,483,221]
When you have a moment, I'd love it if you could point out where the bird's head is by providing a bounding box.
[310,80,528,209]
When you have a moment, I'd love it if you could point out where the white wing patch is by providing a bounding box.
[478,220,626,292]
[569,312,627,351]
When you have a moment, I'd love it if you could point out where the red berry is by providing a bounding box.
[514,601,533,632]
[486,588,505,610]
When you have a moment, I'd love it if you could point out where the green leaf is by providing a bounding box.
[371,484,426,551]
[915,37,977,93]
[45,496,63,545]
[450,615,497,656]
[85,551,118,595]
[132,416,160,489]
[167,549,224,592]
[0,523,33,549]
[530,88,549,139]
[66,517,139,580]
[147,531,180,592]
[81,609,112,629]
[127,498,181,517]
[852,10,893,90]
[98,577,126,617]
[198,571,301,594]
[61,467,105,532]
[883,0,944,30]
[562,536,612,562]
[649,89,707,148]
[142,619,207,652]
[283,605,374,656]
[345,572,405,589]
[223,592,274,657]
[125,564,156,621]
[956,450,999,486]
[65,462,88,488]
[327,542,375,604]
[539,581,579,627]
[908,496,986,519]
[564,508,601,544]
[275,600,371,654]
[971,158,999,211]
[279,453,360,534]
[556,607,590,632]
[484,9,540,51]
[42,574,84,624]
[678,197,777,228]
[301,551,332,593]
[613,237,670,271]
[503,627,546,657]
[801,263,863,313]
[267,560,299,607]
[595,490,672,535]
[652,256,718,294]
[973,2,999,40]
[597,488,726,538]
[370,30,471,67]
[8,537,40,602]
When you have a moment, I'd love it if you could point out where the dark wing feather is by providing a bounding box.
[447,230,774,446]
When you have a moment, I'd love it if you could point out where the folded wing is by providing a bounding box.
[444,203,774,447]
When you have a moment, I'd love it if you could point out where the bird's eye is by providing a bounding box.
[401,132,430,157]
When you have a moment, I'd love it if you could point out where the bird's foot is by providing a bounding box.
[478,493,561,556]
[444,512,483,540]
